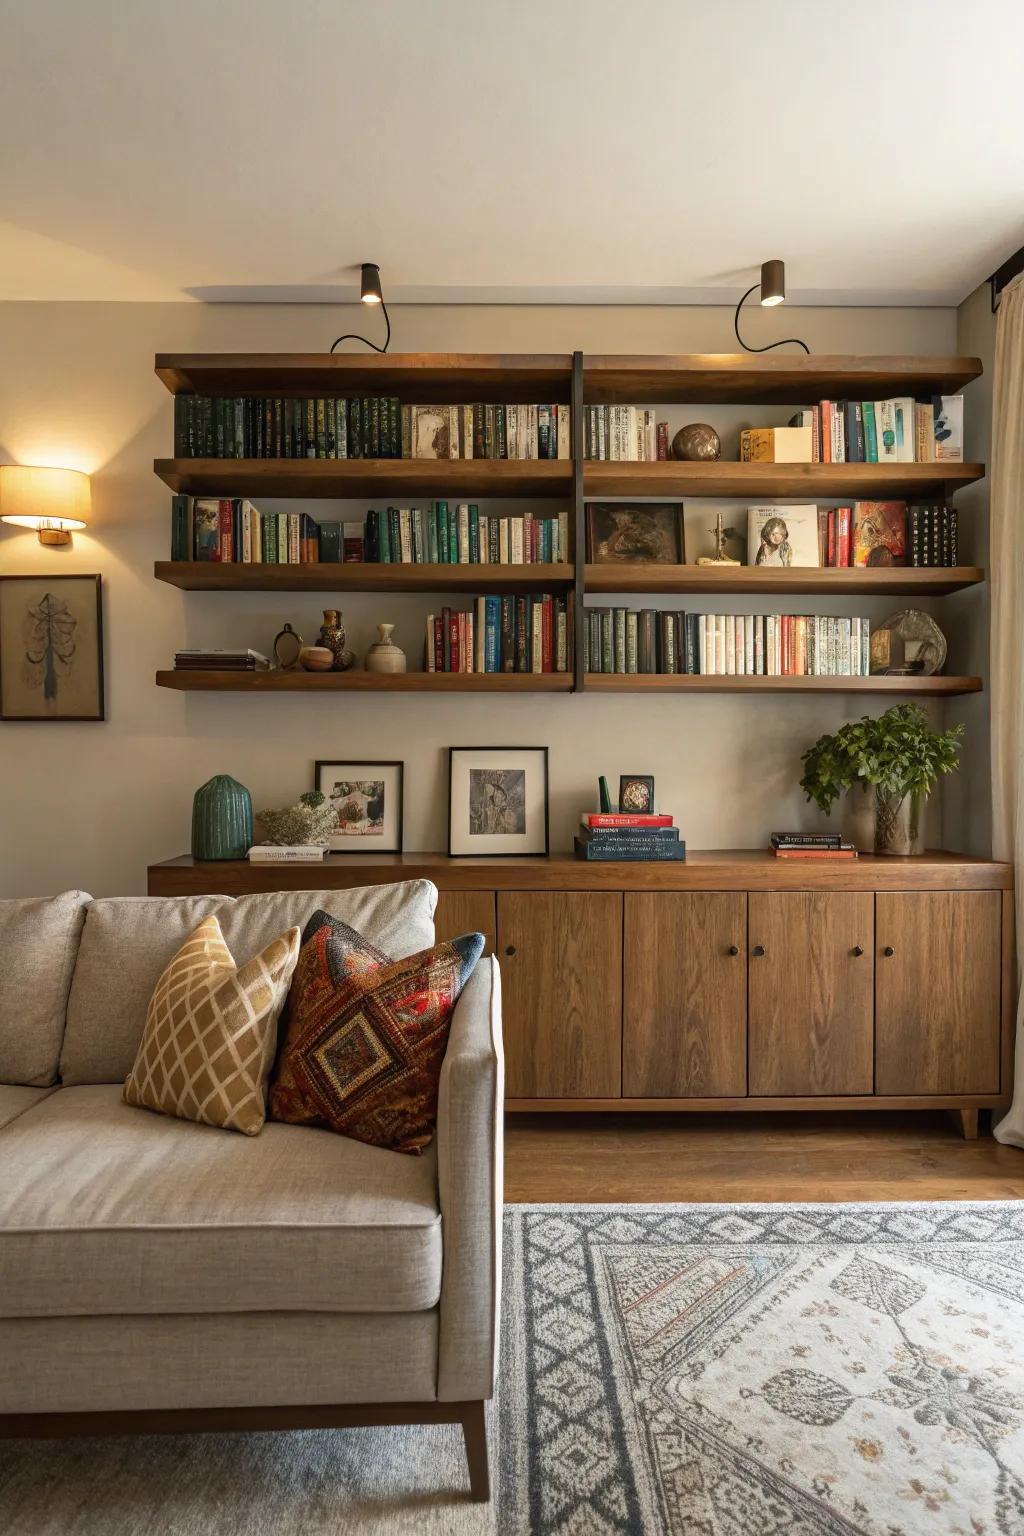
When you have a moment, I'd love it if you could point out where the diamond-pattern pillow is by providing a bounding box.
[123,916,300,1136]
[269,911,484,1154]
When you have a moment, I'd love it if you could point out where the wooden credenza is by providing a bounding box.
[148,851,1014,1136]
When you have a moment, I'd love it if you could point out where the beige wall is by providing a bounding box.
[0,300,961,898]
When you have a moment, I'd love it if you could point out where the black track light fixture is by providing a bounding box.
[330,263,391,353]
[734,260,809,354]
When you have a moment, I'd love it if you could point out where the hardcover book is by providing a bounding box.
[852,502,908,567]
[748,506,821,568]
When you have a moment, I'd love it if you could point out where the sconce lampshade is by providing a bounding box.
[0,465,91,545]
[760,259,786,307]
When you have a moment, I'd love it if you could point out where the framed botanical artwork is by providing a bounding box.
[448,747,549,857]
[0,574,104,721]
[585,502,684,565]
[314,761,404,852]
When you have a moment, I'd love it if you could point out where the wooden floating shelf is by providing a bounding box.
[155,670,573,694]
[584,674,983,696]
[154,458,573,500]
[154,561,575,593]
[584,353,984,405]
[155,352,573,405]
[584,460,984,499]
[584,563,985,597]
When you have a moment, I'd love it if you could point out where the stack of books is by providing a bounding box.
[770,833,858,860]
[574,811,686,862]
[248,845,327,864]
[173,649,270,673]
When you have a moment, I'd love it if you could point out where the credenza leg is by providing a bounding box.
[948,1107,980,1140]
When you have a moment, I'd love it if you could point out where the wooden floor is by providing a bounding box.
[504,1111,1024,1203]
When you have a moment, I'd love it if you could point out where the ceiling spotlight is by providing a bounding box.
[734,260,809,353]
[330,262,391,353]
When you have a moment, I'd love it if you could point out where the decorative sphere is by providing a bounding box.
[671,423,721,461]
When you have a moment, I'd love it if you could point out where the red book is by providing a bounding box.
[826,509,836,567]
[836,506,851,567]
[584,814,673,828]
[218,499,234,562]
[450,611,462,673]
[656,422,669,460]
[433,617,444,674]
[774,847,858,859]
[541,596,554,672]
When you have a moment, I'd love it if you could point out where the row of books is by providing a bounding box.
[574,810,686,862]
[583,407,665,461]
[783,396,963,464]
[424,595,572,674]
[584,608,872,677]
[770,832,857,861]
[172,396,571,461]
[814,502,957,568]
[171,497,325,564]
[365,504,569,565]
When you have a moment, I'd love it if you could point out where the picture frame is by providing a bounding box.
[314,760,404,852]
[448,746,549,857]
[0,574,104,721]
[618,775,656,814]
[585,502,684,565]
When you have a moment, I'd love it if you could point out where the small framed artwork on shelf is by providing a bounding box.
[314,760,404,852]
[0,574,104,721]
[586,502,685,565]
[448,746,549,857]
[618,775,656,814]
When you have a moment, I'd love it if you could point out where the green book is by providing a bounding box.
[862,401,878,462]
[437,501,450,564]
[378,507,392,563]
[319,521,342,562]
[469,505,480,563]
[335,399,347,458]
[348,398,363,459]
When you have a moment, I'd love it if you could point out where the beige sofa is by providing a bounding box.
[0,881,503,1501]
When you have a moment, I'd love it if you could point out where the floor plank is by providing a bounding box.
[503,1111,1024,1203]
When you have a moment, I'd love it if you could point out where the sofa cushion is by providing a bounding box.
[0,1085,56,1130]
[0,1085,442,1319]
[269,912,484,1154]
[0,891,91,1086]
[123,917,300,1136]
[60,881,438,1085]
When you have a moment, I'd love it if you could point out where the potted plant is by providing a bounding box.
[800,704,962,855]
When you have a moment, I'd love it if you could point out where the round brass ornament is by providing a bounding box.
[671,423,721,462]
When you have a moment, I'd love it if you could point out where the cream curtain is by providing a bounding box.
[991,275,1024,1146]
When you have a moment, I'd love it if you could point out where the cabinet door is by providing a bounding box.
[623,893,747,1097]
[875,891,1001,1094]
[434,890,496,954]
[497,891,622,1098]
[748,892,873,1095]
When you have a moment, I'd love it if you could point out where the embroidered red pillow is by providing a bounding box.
[269,911,484,1154]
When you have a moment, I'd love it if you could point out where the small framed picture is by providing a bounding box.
[314,761,404,852]
[448,747,549,857]
[619,775,655,814]
[0,574,104,721]
[585,502,684,565]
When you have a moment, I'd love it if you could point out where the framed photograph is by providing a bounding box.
[747,505,821,569]
[0,574,104,721]
[585,502,684,565]
[619,775,655,814]
[448,747,549,857]
[314,760,404,852]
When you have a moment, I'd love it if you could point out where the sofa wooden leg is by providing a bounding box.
[461,1400,490,1502]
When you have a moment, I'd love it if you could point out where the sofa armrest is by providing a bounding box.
[435,955,504,1402]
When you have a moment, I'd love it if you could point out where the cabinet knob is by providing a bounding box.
[752,944,765,957]
[852,945,864,957]
[884,945,895,957]
[504,944,517,957]
[727,944,739,956]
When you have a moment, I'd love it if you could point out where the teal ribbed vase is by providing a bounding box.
[191,775,253,860]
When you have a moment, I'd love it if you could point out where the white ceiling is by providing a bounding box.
[1,0,1022,306]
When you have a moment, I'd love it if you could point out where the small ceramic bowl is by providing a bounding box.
[299,646,335,672]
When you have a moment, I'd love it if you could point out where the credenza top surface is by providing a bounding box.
[149,849,1012,895]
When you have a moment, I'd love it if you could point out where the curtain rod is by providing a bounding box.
[990,246,1024,312]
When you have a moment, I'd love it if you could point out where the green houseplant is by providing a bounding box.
[800,704,963,855]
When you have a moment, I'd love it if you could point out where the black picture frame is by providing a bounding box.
[447,746,550,857]
[0,573,105,721]
[314,760,404,853]
[618,774,656,814]
[585,502,685,565]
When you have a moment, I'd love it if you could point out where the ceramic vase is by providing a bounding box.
[191,775,253,860]
[319,609,355,671]
[365,623,407,674]
[874,786,927,856]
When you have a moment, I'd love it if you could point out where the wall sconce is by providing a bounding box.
[330,261,391,354]
[734,260,809,354]
[0,465,91,546]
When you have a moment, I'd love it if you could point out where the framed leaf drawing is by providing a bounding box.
[0,575,104,721]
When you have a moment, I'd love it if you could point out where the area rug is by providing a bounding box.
[2,1203,1024,1535]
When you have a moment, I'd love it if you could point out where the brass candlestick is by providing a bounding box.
[696,511,740,566]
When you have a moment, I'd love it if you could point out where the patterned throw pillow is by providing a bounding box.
[269,911,484,1154]
[124,916,300,1136]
